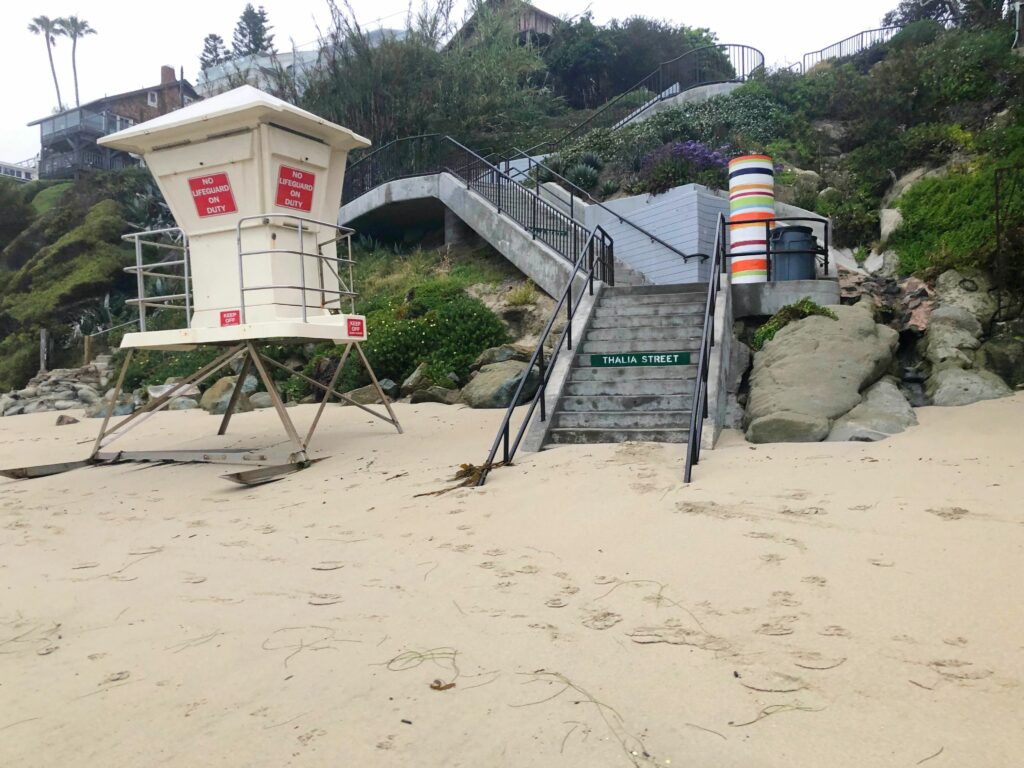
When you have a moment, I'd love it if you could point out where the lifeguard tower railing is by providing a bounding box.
[124,215,357,330]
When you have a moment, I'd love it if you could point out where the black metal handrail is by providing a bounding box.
[497,148,708,265]
[521,43,765,157]
[342,134,594,265]
[800,26,902,72]
[476,226,615,486]
[683,214,726,483]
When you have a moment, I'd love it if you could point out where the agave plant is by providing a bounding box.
[578,152,604,173]
[566,163,600,191]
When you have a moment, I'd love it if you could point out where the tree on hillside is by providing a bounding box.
[27,15,65,110]
[232,4,276,57]
[884,0,1009,27]
[199,33,230,70]
[56,16,97,108]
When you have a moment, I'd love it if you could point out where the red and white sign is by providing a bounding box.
[220,310,241,327]
[275,165,316,212]
[188,172,237,218]
[346,317,366,339]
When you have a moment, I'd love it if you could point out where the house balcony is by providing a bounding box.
[39,147,138,179]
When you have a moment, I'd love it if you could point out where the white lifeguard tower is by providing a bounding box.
[3,87,401,484]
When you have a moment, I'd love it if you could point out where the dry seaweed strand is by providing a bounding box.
[384,647,461,687]
[593,578,708,633]
[414,462,508,497]
[917,746,944,765]
[728,702,825,727]
[511,670,657,766]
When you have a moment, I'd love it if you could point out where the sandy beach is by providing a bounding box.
[1,396,1022,767]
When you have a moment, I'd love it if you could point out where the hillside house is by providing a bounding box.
[28,66,200,180]
[446,0,559,48]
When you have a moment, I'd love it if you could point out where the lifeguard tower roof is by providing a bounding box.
[98,85,371,155]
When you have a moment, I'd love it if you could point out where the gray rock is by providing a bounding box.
[55,414,79,426]
[16,387,38,399]
[0,394,14,415]
[400,362,430,396]
[168,397,199,411]
[935,269,997,330]
[22,401,53,415]
[745,305,898,443]
[471,344,533,370]
[147,383,200,401]
[53,400,79,411]
[240,374,259,395]
[879,208,904,240]
[85,397,134,418]
[863,250,899,278]
[249,392,274,409]
[410,386,461,405]
[75,386,101,405]
[342,384,387,405]
[922,305,982,370]
[976,336,1024,388]
[827,379,918,442]
[4,404,25,416]
[460,361,540,409]
[926,367,1011,406]
[747,412,830,443]
[199,377,253,415]
[378,378,400,400]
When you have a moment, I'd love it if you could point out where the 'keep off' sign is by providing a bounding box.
[346,317,366,339]
[188,173,238,217]
[275,165,316,212]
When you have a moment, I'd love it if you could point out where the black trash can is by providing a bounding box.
[770,226,818,281]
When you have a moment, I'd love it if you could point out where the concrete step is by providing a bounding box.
[588,314,705,330]
[564,379,695,397]
[585,326,703,342]
[602,283,708,296]
[568,365,697,382]
[552,410,691,429]
[558,394,692,412]
[593,302,706,318]
[580,338,700,354]
[599,292,708,306]
[547,427,689,444]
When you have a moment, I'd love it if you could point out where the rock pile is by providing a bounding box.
[0,356,112,418]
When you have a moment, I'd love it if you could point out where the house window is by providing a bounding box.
[183,95,194,106]
[147,91,158,107]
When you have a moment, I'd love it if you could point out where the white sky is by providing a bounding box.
[1,0,900,162]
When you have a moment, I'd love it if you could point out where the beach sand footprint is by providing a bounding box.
[582,611,622,630]
[628,622,730,652]
[928,506,970,521]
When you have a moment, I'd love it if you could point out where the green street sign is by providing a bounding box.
[589,351,691,368]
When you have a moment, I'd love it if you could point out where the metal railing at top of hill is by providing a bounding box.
[795,26,903,73]
[520,43,765,158]
[684,213,727,484]
[476,226,615,487]
[494,148,708,265]
[342,134,594,265]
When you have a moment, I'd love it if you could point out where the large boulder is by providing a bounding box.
[921,305,982,370]
[976,336,1024,388]
[342,383,387,405]
[745,305,898,443]
[168,397,199,411]
[410,386,461,405]
[934,269,997,330]
[249,392,274,409]
[400,362,430,396]
[471,344,533,370]
[827,378,917,442]
[199,376,253,415]
[926,367,1012,407]
[460,361,540,409]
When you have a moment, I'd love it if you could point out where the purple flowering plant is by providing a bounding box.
[637,139,732,195]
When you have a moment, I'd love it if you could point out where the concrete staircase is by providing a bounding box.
[546,283,707,445]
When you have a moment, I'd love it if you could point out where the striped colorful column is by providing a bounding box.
[728,155,775,284]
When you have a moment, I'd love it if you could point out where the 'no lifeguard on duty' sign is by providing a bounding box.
[590,352,691,368]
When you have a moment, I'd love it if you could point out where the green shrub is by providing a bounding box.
[598,179,620,198]
[29,183,73,215]
[566,163,600,190]
[578,152,604,172]
[752,298,838,350]
[505,279,538,307]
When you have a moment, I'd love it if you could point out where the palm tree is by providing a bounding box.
[56,16,97,107]
[28,15,65,110]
